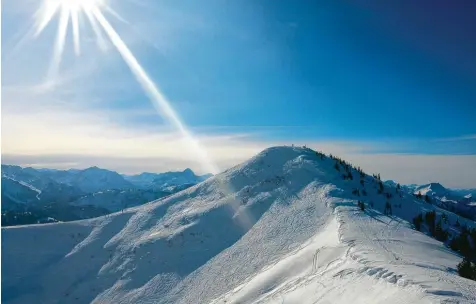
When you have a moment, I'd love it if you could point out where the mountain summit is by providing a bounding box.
[2,146,475,303]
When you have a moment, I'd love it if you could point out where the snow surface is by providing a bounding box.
[2,146,475,304]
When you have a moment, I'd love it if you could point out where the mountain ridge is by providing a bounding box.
[1,165,213,226]
[2,146,475,303]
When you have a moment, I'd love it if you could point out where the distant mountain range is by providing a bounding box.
[1,165,213,226]
[384,180,476,220]
[123,168,212,190]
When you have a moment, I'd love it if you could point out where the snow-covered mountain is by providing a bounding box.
[2,164,59,190]
[2,165,133,194]
[453,189,476,200]
[2,147,475,304]
[1,174,84,207]
[62,166,134,193]
[124,168,212,190]
[410,183,476,220]
[122,172,161,188]
[1,176,40,207]
[414,182,452,197]
[2,164,211,195]
[1,165,207,226]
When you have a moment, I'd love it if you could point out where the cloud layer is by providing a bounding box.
[2,98,476,188]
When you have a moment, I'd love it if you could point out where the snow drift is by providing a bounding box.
[2,146,475,304]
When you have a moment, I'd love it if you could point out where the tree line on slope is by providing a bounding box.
[412,210,476,280]
[312,148,476,281]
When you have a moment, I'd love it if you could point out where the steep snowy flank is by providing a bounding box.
[2,147,475,304]
[2,165,57,190]
[1,176,40,206]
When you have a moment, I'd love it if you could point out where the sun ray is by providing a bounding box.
[48,7,70,79]
[84,9,108,51]
[71,11,80,55]
[35,2,61,37]
[90,6,218,174]
[104,5,129,24]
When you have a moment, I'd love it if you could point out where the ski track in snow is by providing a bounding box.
[2,146,475,304]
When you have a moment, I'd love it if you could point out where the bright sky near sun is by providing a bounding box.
[2,0,476,187]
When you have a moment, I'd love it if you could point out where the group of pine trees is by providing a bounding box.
[412,210,476,281]
[450,227,476,259]
[453,227,476,280]
[315,151,326,160]
[413,213,423,231]
[457,259,476,280]
[328,154,367,182]
[383,201,392,216]
[412,211,448,241]
[415,191,431,203]
[329,151,397,217]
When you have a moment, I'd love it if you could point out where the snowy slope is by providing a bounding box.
[2,147,475,304]
[1,176,40,206]
[2,165,57,190]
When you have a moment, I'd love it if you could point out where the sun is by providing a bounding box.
[36,0,106,33]
[35,0,106,49]
[35,0,108,77]
[31,0,219,175]
[43,0,104,13]
[61,0,104,10]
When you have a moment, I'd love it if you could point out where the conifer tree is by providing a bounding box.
[457,259,476,280]
[434,220,448,242]
[413,214,423,231]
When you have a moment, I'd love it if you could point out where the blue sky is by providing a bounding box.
[2,0,476,187]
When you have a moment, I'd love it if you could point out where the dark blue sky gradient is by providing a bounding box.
[2,0,475,152]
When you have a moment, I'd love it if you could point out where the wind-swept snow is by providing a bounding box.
[2,147,475,304]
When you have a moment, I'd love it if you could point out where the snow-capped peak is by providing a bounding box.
[3,146,475,304]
